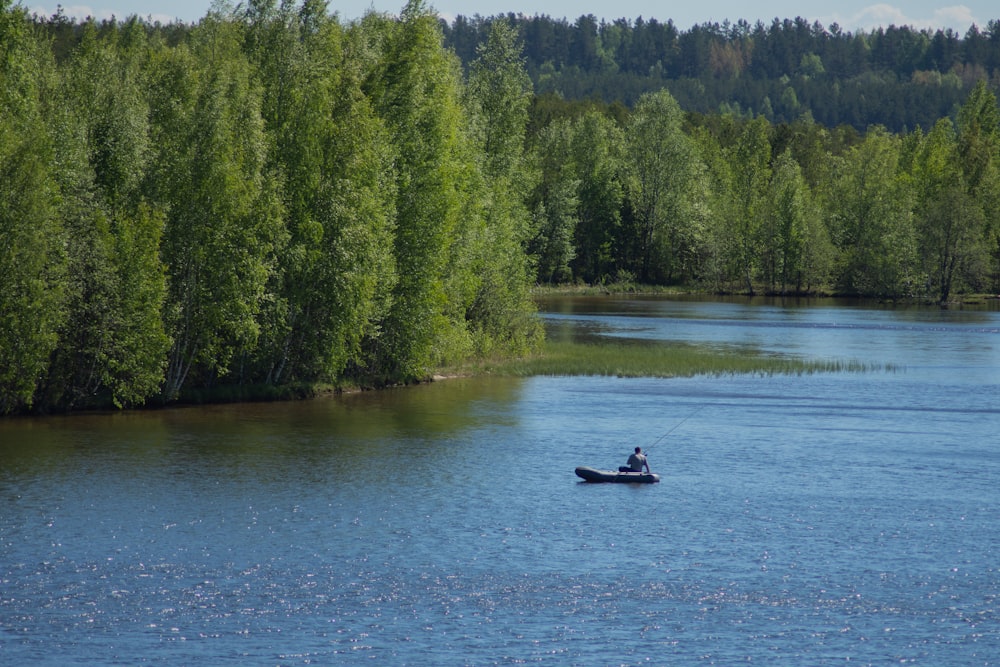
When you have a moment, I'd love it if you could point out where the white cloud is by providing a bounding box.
[932,5,978,30]
[855,3,909,27]
[823,3,980,32]
[30,3,102,20]
[30,3,179,22]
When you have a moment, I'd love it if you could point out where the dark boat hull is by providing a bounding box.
[575,466,660,484]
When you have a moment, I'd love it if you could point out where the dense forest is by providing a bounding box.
[1,0,542,414]
[2,0,1000,414]
[443,13,1000,132]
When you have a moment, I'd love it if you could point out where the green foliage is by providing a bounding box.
[443,14,996,133]
[626,90,705,284]
[528,119,579,284]
[765,150,833,293]
[724,116,773,293]
[462,17,543,358]
[1,1,549,413]
[362,0,476,380]
[955,81,1000,293]
[0,7,66,413]
[910,116,990,303]
[105,206,171,406]
[569,111,627,283]
[40,19,170,410]
[5,2,1000,414]
[246,3,398,386]
[465,17,532,180]
[826,128,919,297]
[152,19,286,398]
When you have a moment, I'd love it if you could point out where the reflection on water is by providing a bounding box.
[2,298,999,665]
[1,377,524,473]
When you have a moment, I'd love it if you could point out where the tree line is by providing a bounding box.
[526,85,1000,301]
[4,1,1000,415]
[1,0,541,414]
[443,14,1000,132]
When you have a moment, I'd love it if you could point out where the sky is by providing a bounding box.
[24,0,996,35]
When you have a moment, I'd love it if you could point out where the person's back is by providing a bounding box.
[621,446,650,473]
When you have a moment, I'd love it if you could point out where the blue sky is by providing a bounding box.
[25,0,996,35]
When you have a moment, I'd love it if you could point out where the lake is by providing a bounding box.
[2,296,999,665]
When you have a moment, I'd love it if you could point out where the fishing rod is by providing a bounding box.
[644,404,705,453]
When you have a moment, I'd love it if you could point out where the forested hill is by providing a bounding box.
[442,14,1000,132]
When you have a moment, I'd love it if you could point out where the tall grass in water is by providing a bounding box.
[455,340,882,378]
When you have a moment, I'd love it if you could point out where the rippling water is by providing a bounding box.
[2,297,998,665]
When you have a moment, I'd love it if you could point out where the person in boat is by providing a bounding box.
[619,446,651,473]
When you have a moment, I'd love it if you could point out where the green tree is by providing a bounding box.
[43,19,169,409]
[955,80,1000,293]
[465,17,532,181]
[625,89,705,283]
[148,14,285,397]
[246,0,397,385]
[105,205,170,404]
[528,118,579,283]
[0,2,66,412]
[688,123,731,290]
[569,111,627,283]
[362,0,474,380]
[762,149,832,292]
[726,116,772,294]
[462,17,541,356]
[826,127,918,297]
[911,119,986,303]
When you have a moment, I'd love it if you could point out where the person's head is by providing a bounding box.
[634,447,642,454]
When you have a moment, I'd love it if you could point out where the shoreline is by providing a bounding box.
[3,290,971,419]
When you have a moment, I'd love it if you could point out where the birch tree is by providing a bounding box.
[149,15,284,397]
[626,90,705,284]
[44,19,169,409]
[827,128,917,297]
[0,3,66,412]
[362,0,472,380]
[246,0,397,385]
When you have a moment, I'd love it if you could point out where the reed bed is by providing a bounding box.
[451,339,883,378]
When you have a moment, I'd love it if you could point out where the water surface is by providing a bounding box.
[2,297,998,665]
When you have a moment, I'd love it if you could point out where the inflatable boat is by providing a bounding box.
[575,466,660,484]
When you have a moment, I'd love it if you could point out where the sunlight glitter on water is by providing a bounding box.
[2,297,999,665]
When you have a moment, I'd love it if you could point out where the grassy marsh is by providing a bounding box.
[445,339,883,379]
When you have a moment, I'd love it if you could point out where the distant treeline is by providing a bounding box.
[524,85,1000,298]
[443,14,1000,132]
[3,1,1000,415]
